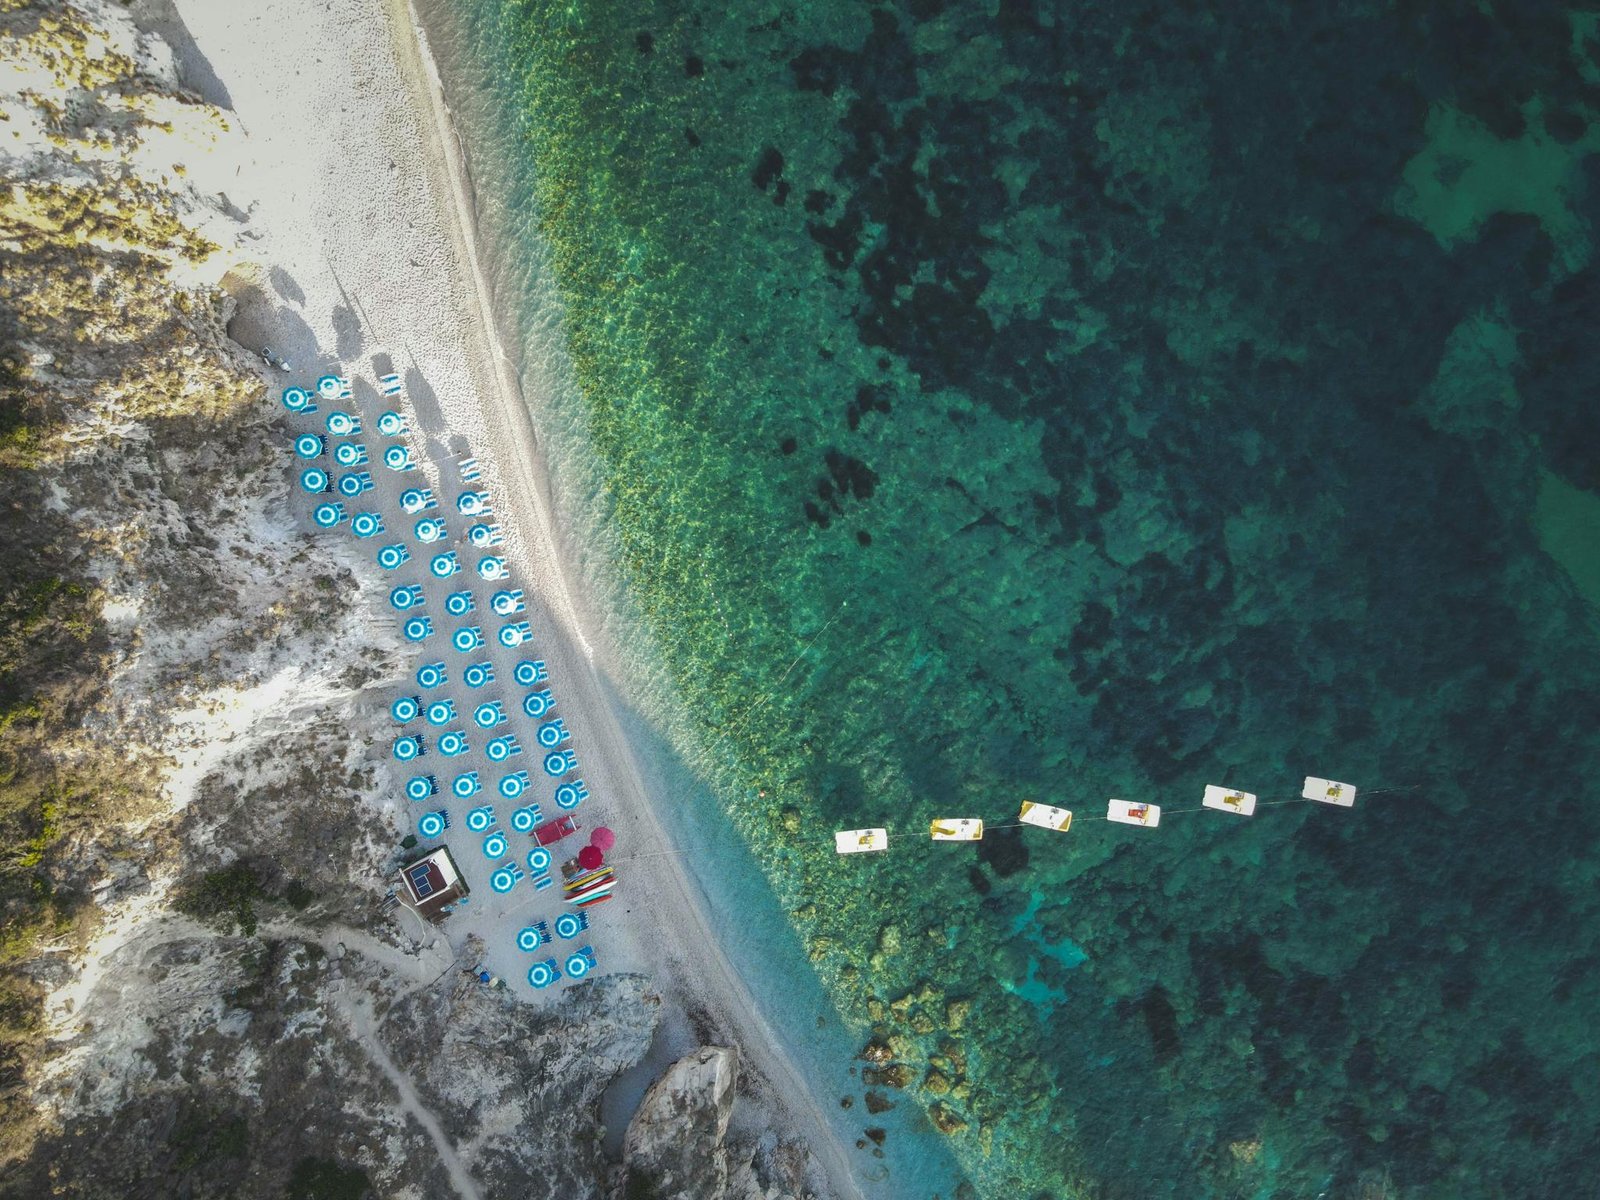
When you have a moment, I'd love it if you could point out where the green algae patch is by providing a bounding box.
[1534,470,1600,613]
[1396,102,1597,269]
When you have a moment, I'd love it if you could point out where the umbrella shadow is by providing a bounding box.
[222,272,317,370]
[270,266,306,307]
[332,304,364,362]
[405,367,447,438]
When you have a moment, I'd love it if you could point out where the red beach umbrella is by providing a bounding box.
[589,826,615,852]
[577,845,605,871]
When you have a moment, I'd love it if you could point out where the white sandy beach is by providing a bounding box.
[138,0,865,1194]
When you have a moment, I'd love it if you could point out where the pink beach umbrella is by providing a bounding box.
[577,845,605,871]
[589,826,615,852]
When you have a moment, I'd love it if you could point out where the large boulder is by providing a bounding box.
[620,1046,739,1200]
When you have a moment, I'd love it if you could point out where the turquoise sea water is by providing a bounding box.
[421,3,1600,1196]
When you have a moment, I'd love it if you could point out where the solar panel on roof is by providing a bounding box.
[408,862,435,898]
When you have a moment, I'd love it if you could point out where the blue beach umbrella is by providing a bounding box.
[500,771,531,800]
[490,589,525,616]
[462,662,495,688]
[425,699,456,726]
[452,627,484,654]
[391,696,421,723]
[543,749,577,777]
[527,846,552,874]
[527,960,558,988]
[414,518,446,543]
[522,690,554,718]
[294,433,325,459]
[399,487,435,513]
[467,523,502,548]
[389,584,424,611]
[337,470,374,497]
[376,544,410,570]
[299,467,331,494]
[473,701,505,729]
[456,491,490,516]
[418,810,447,839]
[312,502,344,529]
[465,805,495,833]
[478,556,508,581]
[555,780,589,810]
[405,775,437,802]
[430,552,460,579]
[513,660,547,686]
[483,831,508,859]
[351,512,384,538]
[415,662,446,689]
[445,591,475,617]
[491,867,520,895]
[438,731,469,757]
[498,621,532,648]
[383,445,414,471]
[333,442,368,467]
[564,951,592,980]
[509,805,537,833]
[486,736,522,764]
[392,735,423,762]
[316,375,343,399]
[453,772,481,799]
[536,719,569,749]
[555,912,586,941]
[377,410,407,435]
[517,926,546,952]
[402,616,433,642]
[325,411,360,436]
[282,386,312,412]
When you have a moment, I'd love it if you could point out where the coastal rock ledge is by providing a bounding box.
[620,1046,744,1200]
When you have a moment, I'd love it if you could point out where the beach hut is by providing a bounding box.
[445,590,476,617]
[535,719,570,749]
[294,433,325,459]
[378,372,403,396]
[555,911,588,941]
[282,385,315,413]
[312,502,345,529]
[383,445,415,471]
[376,544,410,570]
[337,470,375,497]
[1107,799,1161,828]
[452,626,484,653]
[399,487,437,514]
[500,771,532,800]
[1018,800,1073,833]
[473,701,506,729]
[405,775,438,802]
[498,620,532,647]
[453,771,482,799]
[430,552,461,579]
[391,695,422,724]
[390,584,425,611]
[326,411,361,437]
[438,731,470,758]
[522,689,554,718]
[490,589,525,616]
[462,661,495,688]
[834,828,889,854]
[414,518,447,544]
[486,735,522,763]
[555,780,588,810]
[513,660,547,686]
[1303,777,1356,807]
[930,819,983,842]
[478,556,509,581]
[416,662,446,689]
[544,749,578,777]
[395,846,468,922]
[1202,785,1257,817]
[299,467,332,494]
[350,511,385,538]
[467,523,503,548]
[377,410,407,436]
[456,491,492,516]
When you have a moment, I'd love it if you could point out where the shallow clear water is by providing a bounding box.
[424,2,1600,1196]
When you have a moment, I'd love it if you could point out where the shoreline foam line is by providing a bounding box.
[391,4,869,1195]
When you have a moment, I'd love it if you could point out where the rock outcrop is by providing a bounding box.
[620,1045,739,1200]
